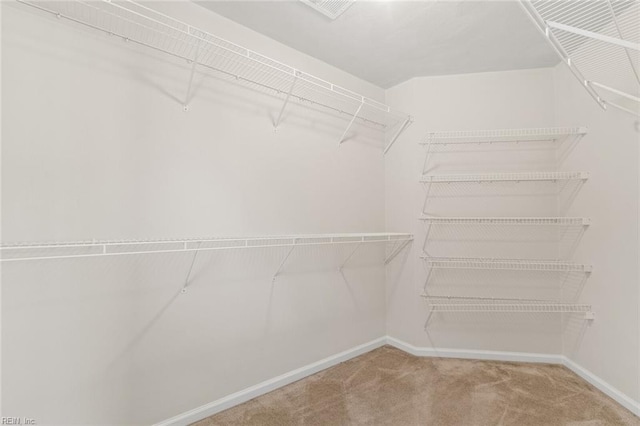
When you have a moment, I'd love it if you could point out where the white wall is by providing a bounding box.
[554,63,640,405]
[384,64,640,408]
[1,1,390,424]
[384,68,566,354]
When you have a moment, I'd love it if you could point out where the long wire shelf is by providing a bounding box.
[17,0,412,151]
[420,171,588,184]
[521,1,640,117]
[418,217,591,226]
[0,233,413,262]
[423,295,593,316]
[419,127,587,145]
[421,256,592,273]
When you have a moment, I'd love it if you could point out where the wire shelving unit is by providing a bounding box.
[521,0,640,117]
[420,127,587,146]
[418,217,591,226]
[420,171,588,184]
[421,256,592,273]
[423,295,594,320]
[0,233,413,263]
[17,0,412,152]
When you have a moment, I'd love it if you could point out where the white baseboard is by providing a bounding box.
[562,356,640,417]
[387,336,640,419]
[153,337,387,426]
[156,336,639,425]
[385,336,564,364]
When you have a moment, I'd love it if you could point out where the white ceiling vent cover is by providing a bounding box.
[299,0,355,20]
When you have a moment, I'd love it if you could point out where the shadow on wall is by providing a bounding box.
[1,239,412,422]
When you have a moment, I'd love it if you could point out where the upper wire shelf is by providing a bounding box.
[420,171,588,184]
[17,0,412,152]
[0,233,413,262]
[420,127,588,146]
[418,217,591,226]
[521,1,640,117]
[421,256,592,273]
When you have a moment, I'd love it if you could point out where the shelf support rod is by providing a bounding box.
[605,100,640,117]
[589,81,640,104]
[272,244,296,282]
[383,117,412,155]
[339,242,362,272]
[339,101,364,145]
[385,239,411,265]
[546,21,640,51]
[274,75,298,131]
[183,41,201,111]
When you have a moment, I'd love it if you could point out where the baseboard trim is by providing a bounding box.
[153,337,387,426]
[562,356,640,417]
[387,336,640,419]
[385,336,564,364]
[156,336,640,425]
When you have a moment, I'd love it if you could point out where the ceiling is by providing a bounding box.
[196,1,560,89]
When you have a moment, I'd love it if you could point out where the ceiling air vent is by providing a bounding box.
[298,0,355,20]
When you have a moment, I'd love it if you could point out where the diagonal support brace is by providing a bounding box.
[339,242,362,272]
[183,41,201,112]
[272,244,296,282]
[181,243,201,293]
[339,101,364,145]
[383,117,412,155]
[274,75,298,131]
[384,239,412,265]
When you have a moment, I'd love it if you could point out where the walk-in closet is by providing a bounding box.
[2,0,639,424]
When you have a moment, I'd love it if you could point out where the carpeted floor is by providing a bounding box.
[193,345,640,425]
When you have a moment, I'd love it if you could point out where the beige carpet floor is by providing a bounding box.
[194,345,640,425]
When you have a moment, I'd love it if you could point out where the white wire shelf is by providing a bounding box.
[418,217,591,226]
[17,0,411,151]
[522,1,640,117]
[421,256,592,273]
[419,127,587,145]
[0,233,413,262]
[423,296,593,316]
[420,171,588,184]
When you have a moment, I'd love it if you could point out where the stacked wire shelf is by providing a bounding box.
[420,127,593,325]
[421,257,592,273]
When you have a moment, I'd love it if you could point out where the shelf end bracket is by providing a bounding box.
[384,116,412,155]
[274,75,298,131]
[339,101,364,145]
[272,244,296,282]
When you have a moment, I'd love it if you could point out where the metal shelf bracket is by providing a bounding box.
[339,101,364,145]
[272,244,296,282]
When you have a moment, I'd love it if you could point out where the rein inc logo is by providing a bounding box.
[1,418,36,425]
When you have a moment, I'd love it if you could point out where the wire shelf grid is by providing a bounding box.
[423,295,592,315]
[418,217,591,226]
[17,0,411,138]
[522,0,640,116]
[420,171,588,184]
[0,233,413,262]
[420,127,587,145]
[421,256,592,273]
